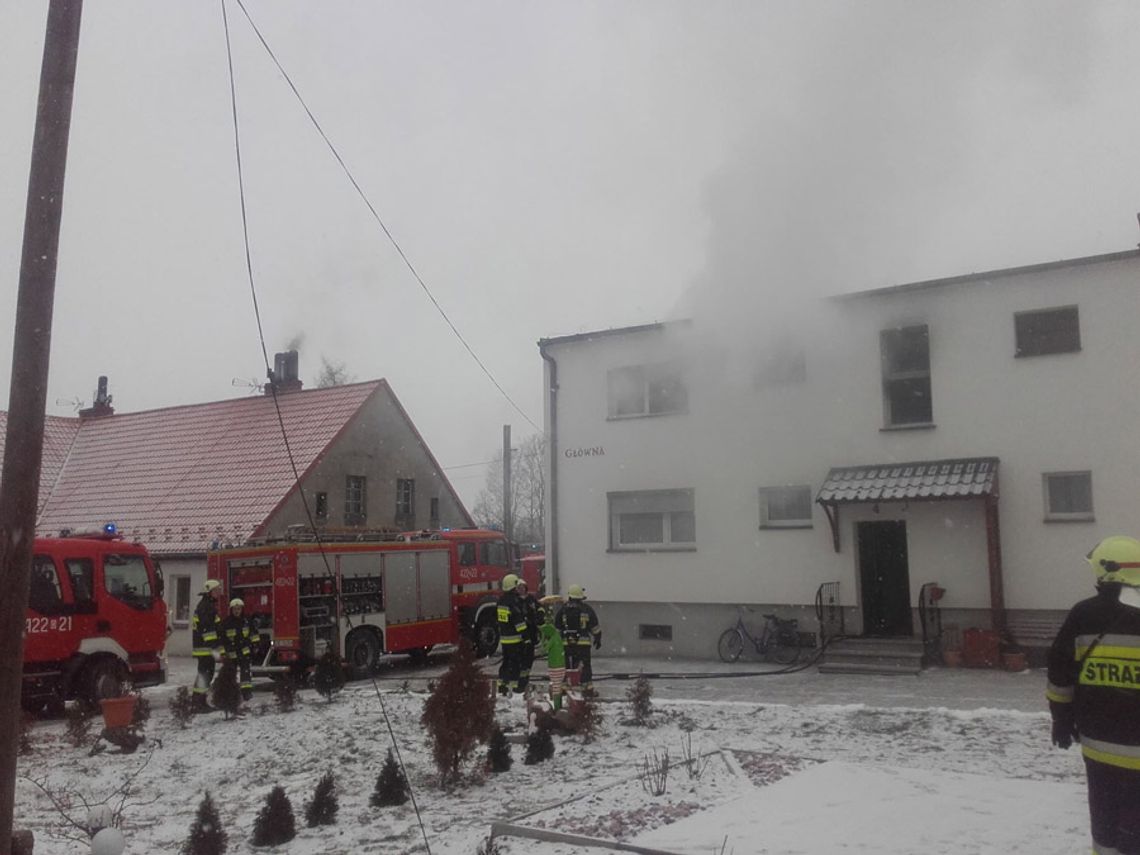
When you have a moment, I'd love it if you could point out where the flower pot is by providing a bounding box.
[942,650,962,668]
[1002,651,1028,672]
[99,695,137,729]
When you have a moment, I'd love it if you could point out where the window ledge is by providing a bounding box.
[1044,515,1096,524]
[759,523,814,530]
[608,547,697,554]
[607,410,688,422]
[880,422,936,432]
[1015,348,1081,359]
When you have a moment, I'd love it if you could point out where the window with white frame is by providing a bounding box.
[1044,471,1094,521]
[172,575,192,625]
[396,478,415,517]
[608,489,695,550]
[881,325,932,426]
[759,485,814,528]
[607,364,688,418]
[345,475,367,525]
[1015,306,1080,357]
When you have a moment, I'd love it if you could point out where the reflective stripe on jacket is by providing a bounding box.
[192,594,222,656]
[498,590,526,644]
[1047,593,1140,766]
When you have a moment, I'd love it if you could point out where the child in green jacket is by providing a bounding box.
[539,609,566,710]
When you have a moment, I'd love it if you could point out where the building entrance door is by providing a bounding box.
[857,520,913,637]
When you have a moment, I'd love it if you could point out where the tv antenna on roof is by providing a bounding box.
[231,377,264,395]
[55,396,84,412]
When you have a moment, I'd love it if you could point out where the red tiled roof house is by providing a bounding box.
[0,374,473,655]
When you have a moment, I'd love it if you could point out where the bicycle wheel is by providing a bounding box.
[717,628,745,663]
[769,631,800,666]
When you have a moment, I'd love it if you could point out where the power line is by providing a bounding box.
[221,5,433,851]
[231,0,539,432]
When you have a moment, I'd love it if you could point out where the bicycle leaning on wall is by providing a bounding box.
[717,609,801,665]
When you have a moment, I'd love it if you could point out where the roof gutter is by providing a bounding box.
[539,343,559,596]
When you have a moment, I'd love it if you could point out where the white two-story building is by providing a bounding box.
[538,249,1140,660]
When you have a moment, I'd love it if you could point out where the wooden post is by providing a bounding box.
[0,3,83,851]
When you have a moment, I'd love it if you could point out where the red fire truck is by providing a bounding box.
[205,528,542,677]
[22,527,168,712]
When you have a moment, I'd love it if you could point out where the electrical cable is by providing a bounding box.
[232,0,539,433]
[220,4,432,850]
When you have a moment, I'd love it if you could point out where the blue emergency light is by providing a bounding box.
[103,522,118,535]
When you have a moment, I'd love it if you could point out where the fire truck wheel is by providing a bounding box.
[474,611,500,658]
[80,658,128,709]
[345,629,381,676]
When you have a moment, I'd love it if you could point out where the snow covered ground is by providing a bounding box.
[14,653,1087,854]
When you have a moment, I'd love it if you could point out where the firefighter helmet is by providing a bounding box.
[567,584,586,600]
[203,579,221,593]
[1087,536,1140,587]
[501,573,520,592]
[229,598,244,609]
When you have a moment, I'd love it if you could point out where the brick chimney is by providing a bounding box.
[268,350,303,394]
[78,376,114,418]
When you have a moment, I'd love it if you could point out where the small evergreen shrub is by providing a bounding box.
[304,771,338,827]
[420,643,495,783]
[251,786,296,847]
[576,692,604,743]
[524,727,554,765]
[625,675,653,726]
[171,687,195,729]
[370,749,409,807]
[181,792,227,855]
[273,677,298,713]
[66,704,94,748]
[210,661,242,720]
[313,650,345,702]
[487,726,512,774]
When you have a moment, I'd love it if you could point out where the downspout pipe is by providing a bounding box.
[539,343,559,596]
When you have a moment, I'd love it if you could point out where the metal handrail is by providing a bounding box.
[814,581,844,645]
[918,582,945,665]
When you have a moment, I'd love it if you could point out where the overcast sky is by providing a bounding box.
[3,2,1139,507]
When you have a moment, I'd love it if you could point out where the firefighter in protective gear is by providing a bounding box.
[497,574,529,695]
[555,584,601,689]
[191,579,223,711]
[517,579,542,692]
[220,598,260,702]
[1048,535,1140,854]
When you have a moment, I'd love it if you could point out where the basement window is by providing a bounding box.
[639,624,673,641]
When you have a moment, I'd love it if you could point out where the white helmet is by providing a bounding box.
[203,579,221,593]
[229,598,244,610]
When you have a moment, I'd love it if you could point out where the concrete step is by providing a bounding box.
[819,637,927,675]
[817,661,922,676]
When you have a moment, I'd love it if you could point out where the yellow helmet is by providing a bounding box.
[1087,536,1140,587]
[203,579,221,593]
[501,573,520,592]
[229,598,244,609]
[567,584,586,600]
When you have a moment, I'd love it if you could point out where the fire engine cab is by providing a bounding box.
[23,527,168,712]
[206,528,541,677]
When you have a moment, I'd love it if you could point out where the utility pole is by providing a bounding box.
[502,424,512,544]
[0,2,83,851]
